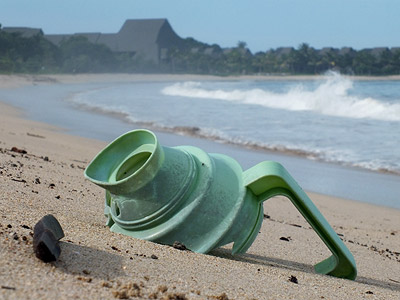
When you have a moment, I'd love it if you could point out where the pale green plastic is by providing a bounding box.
[84,129,357,280]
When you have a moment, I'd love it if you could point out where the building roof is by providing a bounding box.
[319,47,339,55]
[338,47,355,56]
[96,33,118,50]
[391,47,400,53]
[41,19,184,63]
[117,19,167,52]
[43,19,180,51]
[274,47,294,56]
[3,27,43,38]
[75,32,102,44]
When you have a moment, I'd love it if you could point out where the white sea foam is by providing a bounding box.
[162,73,400,121]
[63,77,400,175]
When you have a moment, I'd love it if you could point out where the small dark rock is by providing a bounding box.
[11,147,27,154]
[172,241,188,251]
[151,254,158,259]
[111,246,120,252]
[263,214,270,219]
[289,275,298,284]
[289,223,302,228]
[55,195,60,199]
[280,237,291,242]
[11,178,26,183]
[49,183,55,188]
[7,224,12,229]
[1,286,16,290]
[366,291,374,294]
[33,215,64,262]
[43,156,49,162]
[34,178,41,184]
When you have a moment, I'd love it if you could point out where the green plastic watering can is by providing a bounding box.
[84,129,357,280]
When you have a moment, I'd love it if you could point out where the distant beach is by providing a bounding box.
[2,73,400,89]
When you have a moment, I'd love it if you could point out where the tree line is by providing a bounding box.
[1,27,400,75]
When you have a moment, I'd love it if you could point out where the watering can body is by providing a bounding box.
[85,129,357,280]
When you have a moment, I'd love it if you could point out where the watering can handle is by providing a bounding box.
[243,161,357,280]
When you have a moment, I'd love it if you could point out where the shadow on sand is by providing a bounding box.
[210,248,400,292]
[54,241,125,280]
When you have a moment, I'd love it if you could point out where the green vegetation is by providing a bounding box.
[1,27,399,75]
[0,28,60,73]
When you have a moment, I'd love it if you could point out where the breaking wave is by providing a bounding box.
[65,76,400,175]
[162,73,400,122]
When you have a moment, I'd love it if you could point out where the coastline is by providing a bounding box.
[1,72,400,90]
[0,79,400,298]
[1,102,400,299]
[1,73,399,209]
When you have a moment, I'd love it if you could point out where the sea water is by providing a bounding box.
[67,72,400,175]
[0,72,399,208]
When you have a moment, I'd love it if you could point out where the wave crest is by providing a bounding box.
[162,73,400,121]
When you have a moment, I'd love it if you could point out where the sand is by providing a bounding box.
[0,75,400,299]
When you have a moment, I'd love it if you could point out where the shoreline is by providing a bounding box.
[1,72,400,89]
[102,117,400,177]
[1,95,400,299]
[1,75,400,210]
[2,72,400,177]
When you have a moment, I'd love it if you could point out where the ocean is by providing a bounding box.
[1,73,399,208]
[66,72,400,175]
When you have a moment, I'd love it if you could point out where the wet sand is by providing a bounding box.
[0,75,400,299]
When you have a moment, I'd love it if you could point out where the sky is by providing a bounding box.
[1,0,399,53]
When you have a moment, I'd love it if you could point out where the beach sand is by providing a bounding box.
[1,75,400,299]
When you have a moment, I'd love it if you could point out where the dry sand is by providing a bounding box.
[1,75,400,299]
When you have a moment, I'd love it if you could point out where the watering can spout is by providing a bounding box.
[84,130,164,194]
[84,129,357,280]
[84,130,199,224]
